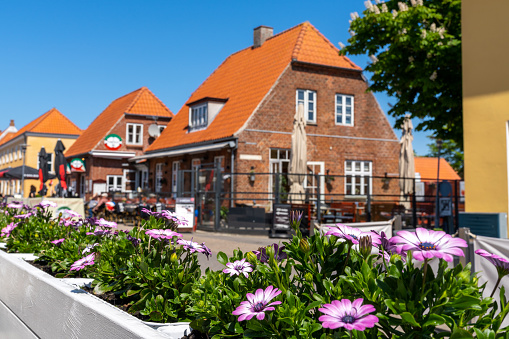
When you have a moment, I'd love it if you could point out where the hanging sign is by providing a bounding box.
[104,134,122,150]
[70,158,86,172]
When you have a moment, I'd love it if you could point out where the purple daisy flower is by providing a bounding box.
[475,249,509,278]
[161,210,189,227]
[318,298,379,331]
[70,253,96,271]
[1,222,18,237]
[82,243,99,254]
[232,285,282,321]
[145,229,182,240]
[36,200,57,209]
[7,202,23,209]
[97,218,117,228]
[325,224,381,246]
[378,231,406,261]
[252,243,287,264]
[177,239,209,254]
[223,258,253,278]
[14,212,33,219]
[86,228,111,236]
[51,238,65,246]
[391,228,467,262]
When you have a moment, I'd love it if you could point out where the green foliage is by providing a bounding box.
[343,0,462,148]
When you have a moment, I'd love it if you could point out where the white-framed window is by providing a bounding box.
[159,125,166,134]
[107,175,123,192]
[37,152,53,173]
[14,146,17,160]
[126,123,143,145]
[172,161,179,197]
[123,169,135,192]
[296,89,317,123]
[155,163,163,193]
[189,104,208,130]
[345,160,372,196]
[9,149,13,162]
[336,94,354,126]
[305,162,325,203]
[18,146,21,159]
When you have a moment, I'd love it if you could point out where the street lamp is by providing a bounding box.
[20,144,28,198]
[435,139,443,228]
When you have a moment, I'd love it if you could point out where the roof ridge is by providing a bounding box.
[305,23,360,69]
[127,87,174,117]
[28,108,55,132]
[291,22,308,60]
[124,87,147,113]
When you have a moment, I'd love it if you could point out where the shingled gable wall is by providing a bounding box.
[233,62,399,201]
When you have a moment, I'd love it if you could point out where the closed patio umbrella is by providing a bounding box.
[288,103,307,204]
[399,114,415,209]
[4,166,53,180]
[54,139,68,197]
[38,147,50,196]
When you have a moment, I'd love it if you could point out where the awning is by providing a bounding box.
[131,140,236,161]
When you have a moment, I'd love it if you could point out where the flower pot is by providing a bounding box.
[0,250,177,338]
[143,321,192,338]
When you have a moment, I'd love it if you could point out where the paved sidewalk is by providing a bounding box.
[118,224,287,272]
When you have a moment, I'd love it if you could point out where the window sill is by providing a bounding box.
[335,124,354,127]
[344,195,367,201]
[306,122,318,126]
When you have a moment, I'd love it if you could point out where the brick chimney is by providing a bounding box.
[9,119,14,127]
[253,26,273,48]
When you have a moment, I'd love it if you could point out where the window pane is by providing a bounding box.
[308,92,314,101]
[345,116,351,124]
[270,149,277,159]
[298,90,304,100]
[346,161,352,171]
[346,96,351,105]
[355,162,361,171]
[364,162,369,171]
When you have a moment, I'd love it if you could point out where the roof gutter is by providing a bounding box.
[131,138,237,162]
[291,60,363,73]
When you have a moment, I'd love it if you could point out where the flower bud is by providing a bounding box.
[299,238,310,253]
[359,235,373,258]
[266,245,275,260]
[305,272,313,283]
[246,252,258,265]
[170,252,178,263]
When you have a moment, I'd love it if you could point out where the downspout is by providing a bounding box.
[230,140,237,208]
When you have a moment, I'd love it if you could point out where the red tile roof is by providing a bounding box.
[415,157,461,182]
[0,108,81,147]
[66,87,173,157]
[146,22,361,153]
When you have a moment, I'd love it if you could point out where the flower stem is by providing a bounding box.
[490,276,502,298]
[421,259,429,303]
[342,243,352,274]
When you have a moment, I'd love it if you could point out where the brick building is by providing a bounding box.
[135,22,399,209]
[65,87,173,199]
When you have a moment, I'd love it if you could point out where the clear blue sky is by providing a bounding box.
[0,0,432,155]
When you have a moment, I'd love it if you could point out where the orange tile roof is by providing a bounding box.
[0,108,81,147]
[415,157,461,182]
[147,22,361,153]
[66,87,173,157]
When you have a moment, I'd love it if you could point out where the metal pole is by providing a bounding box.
[316,174,321,224]
[214,164,221,231]
[275,173,281,204]
[21,144,27,198]
[454,180,460,233]
[366,177,372,222]
[435,140,442,228]
[412,177,417,228]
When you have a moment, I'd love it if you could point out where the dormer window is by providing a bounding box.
[188,97,228,132]
[190,104,208,130]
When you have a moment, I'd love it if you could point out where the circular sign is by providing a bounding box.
[104,134,122,150]
[70,158,86,172]
[56,206,71,218]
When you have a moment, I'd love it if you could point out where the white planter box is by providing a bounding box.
[0,250,190,339]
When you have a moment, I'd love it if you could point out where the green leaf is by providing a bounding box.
[400,312,420,327]
[423,314,446,327]
[217,252,228,266]
[139,261,148,274]
[451,326,473,339]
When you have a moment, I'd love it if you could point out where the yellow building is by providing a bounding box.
[463,1,509,229]
[0,108,82,197]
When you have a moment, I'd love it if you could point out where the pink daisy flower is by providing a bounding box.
[51,238,65,246]
[325,224,381,245]
[232,286,282,321]
[319,298,379,331]
[70,253,96,271]
[392,228,467,262]
[145,229,182,240]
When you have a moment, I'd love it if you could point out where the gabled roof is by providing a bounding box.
[65,87,174,157]
[415,157,462,181]
[0,108,81,147]
[146,22,361,153]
